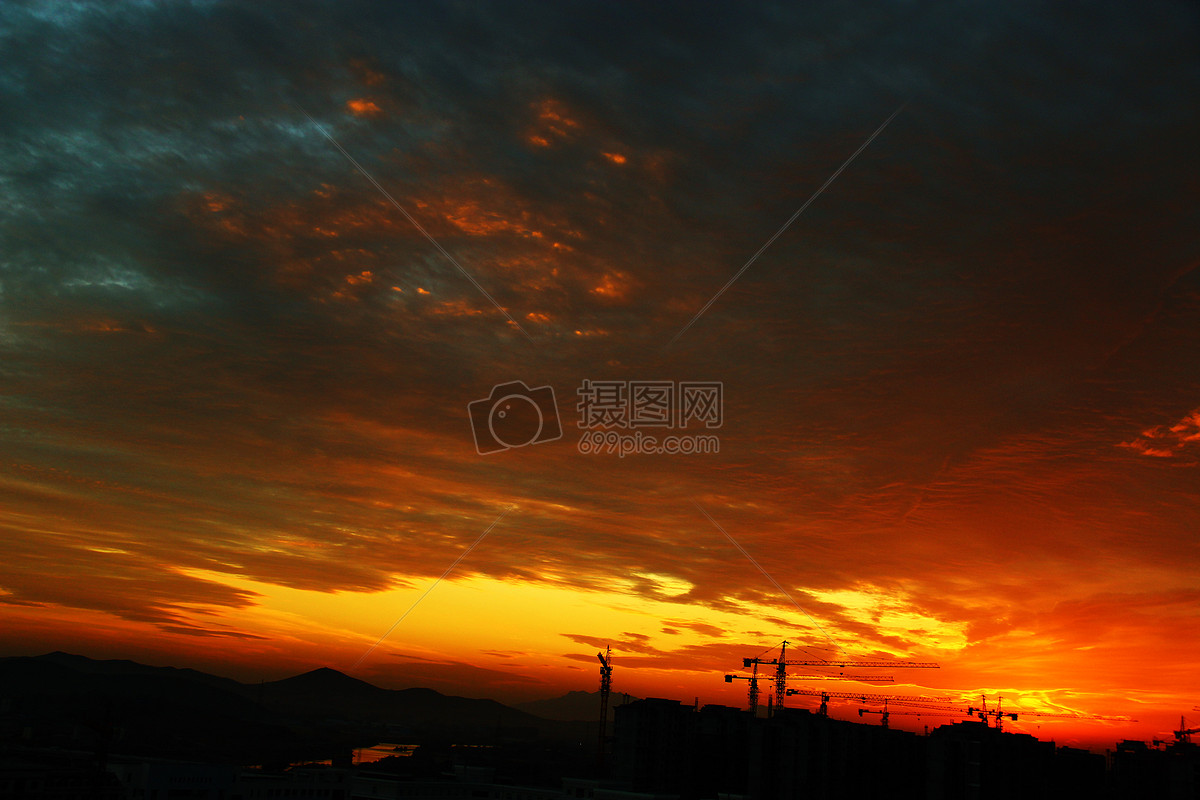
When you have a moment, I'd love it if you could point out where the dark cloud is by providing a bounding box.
[158,625,268,640]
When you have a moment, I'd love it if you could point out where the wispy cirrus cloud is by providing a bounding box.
[1121,409,1200,461]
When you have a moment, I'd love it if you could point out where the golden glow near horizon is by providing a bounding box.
[0,549,1186,747]
[175,567,865,668]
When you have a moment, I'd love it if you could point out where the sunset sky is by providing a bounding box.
[2,1,1199,749]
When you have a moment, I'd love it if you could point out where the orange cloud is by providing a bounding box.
[591,270,635,301]
[410,176,563,241]
[1120,408,1200,460]
[180,185,419,296]
[180,172,586,312]
[346,98,384,117]
[201,192,231,213]
[429,298,485,317]
[525,98,581,147]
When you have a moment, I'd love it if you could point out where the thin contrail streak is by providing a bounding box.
[693,500,853,661]
[352,505,514,669]
[291,101,533,342]
[665,103,907,350]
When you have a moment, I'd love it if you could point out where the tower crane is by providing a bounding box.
[855,699,949,729]
[859,699,892,729]
[726,674,894,686]
[964,695,1133,733]
[968,695,1016,731]
[726,672,893,713]
[1174,715,1200,744]
[859,704,957,729]
[597,647,612,769]
[728,640,940,713]
[786,688,956,717]
[745,658,760,714]
[786,689,1133,733]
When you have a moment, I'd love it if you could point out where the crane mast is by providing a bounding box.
[597,647,612,771]
[775,641,787,712]
[858,699,891,729]
[747,659,759,714]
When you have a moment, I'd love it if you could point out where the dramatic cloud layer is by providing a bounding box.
[1,1,1197,746]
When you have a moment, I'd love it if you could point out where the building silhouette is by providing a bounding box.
[3,686,1193,800]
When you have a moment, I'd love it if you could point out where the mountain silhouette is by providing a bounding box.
[0,652,585,758]
[266,666,381,695]
[0,652,288,762]
[257,666,550,733]
[0,652,258,716]
[34,650,249,693]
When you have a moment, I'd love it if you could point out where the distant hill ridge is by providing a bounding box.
[0,652,589,739]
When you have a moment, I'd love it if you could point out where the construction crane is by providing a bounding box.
[726,674,894,686]
[730,640,940,713]
[726,672,893,713]
[786,688,955,717]
[787,689,1134,733]
[963,695,1134,733]
[856,699,951,729]
[968,695,1017,731]
[859,703,958,729]
[859,699,892,729]
[1174,715,1200,744]
[597,647,612,770]
[745,658,760,714]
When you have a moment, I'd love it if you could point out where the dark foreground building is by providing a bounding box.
[607,698,1190,800]
[4,701,1198,799]
[749,707,924,800]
